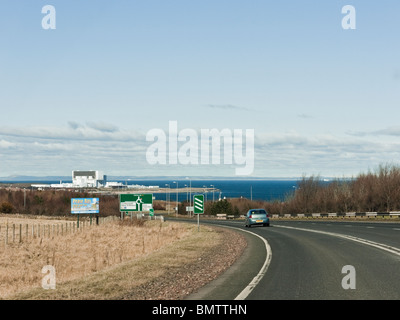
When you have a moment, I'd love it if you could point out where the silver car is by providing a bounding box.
[245,209,270,227]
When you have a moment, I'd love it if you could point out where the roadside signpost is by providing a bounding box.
[71,198,100,227]
[194,195,204,214]
[193,194,204,231]
[119,194,153,219]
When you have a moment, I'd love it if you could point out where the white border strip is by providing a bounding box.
[228,228,273,300]
[275,225,400,257]
[221,223,400,300]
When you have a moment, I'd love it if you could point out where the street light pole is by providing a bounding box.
[165,184,170,215]
[186,177,192,217]
[173,181,178,217]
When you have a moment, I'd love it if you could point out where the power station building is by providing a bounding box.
[72,170,106,188]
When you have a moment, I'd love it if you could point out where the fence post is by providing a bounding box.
[19,224,22,243]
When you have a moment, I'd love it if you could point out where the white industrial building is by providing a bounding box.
[31,170,159,190]
[72,170,106,188]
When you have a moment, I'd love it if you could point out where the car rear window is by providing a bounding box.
[250,209,267,215]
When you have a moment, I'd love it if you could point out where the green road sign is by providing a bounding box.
[119,194,153,212]
[193,194,204,214]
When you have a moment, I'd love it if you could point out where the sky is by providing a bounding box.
[1,0,400,178]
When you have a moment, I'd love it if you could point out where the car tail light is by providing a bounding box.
[249,215,252,219]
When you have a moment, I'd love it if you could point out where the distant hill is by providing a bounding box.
[0,175,71,182]
[0,175,305,182]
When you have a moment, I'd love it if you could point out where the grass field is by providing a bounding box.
[0,216,199,299]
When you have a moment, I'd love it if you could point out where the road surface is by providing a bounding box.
[185,219,400,300]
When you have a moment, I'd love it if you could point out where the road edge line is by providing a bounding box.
[220,227,272,300]
[275,224,400,257]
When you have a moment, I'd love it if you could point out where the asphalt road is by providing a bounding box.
[185,219,400,300]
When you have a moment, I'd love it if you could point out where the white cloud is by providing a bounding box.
[86,121,119,133]
[207,104,254,112]
[0,123,143,142]
[347,126,400,138]
[297,113,314,119]
[1,123,400,177]
[0,139,15,149]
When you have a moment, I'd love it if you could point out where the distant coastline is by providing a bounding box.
[0,175,331,182]
[0,178,302,202]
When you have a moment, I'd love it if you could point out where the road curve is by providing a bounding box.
[187,219,400,300]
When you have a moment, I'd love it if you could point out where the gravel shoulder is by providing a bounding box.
[122,225,247,300]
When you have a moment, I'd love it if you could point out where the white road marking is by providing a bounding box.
[275,224,400,257]
[223,227,272,301]
[220,222,400,300]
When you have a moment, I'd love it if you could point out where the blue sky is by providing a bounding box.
[1,1,400,177]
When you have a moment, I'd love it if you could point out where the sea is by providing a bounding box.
[135,179,299,202]
[4,179,300,202]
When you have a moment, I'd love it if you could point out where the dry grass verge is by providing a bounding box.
[2,218,246,300]
[0,219,191,299]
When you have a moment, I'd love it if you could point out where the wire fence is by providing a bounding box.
[0,216,117,246]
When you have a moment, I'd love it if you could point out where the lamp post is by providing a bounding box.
[203,185,207,202]
[165,184,170,215]
[186,177,192,217]
[173,181,178,217]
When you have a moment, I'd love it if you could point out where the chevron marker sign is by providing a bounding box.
[193,195,204,214]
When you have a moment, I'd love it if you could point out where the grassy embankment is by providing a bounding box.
[0,216,226,300]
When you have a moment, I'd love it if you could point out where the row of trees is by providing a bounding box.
[0,190,120,216]
[1,163,400,216]
[178,163,400,216]
[266,163,400,215]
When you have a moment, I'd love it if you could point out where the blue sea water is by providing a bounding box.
[4,179,300,202]
[127,179,299,202]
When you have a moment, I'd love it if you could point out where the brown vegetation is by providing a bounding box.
[0,217,192,298]
[0,189,120,216]
[276,163,400,215]
[190,163,400,216]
